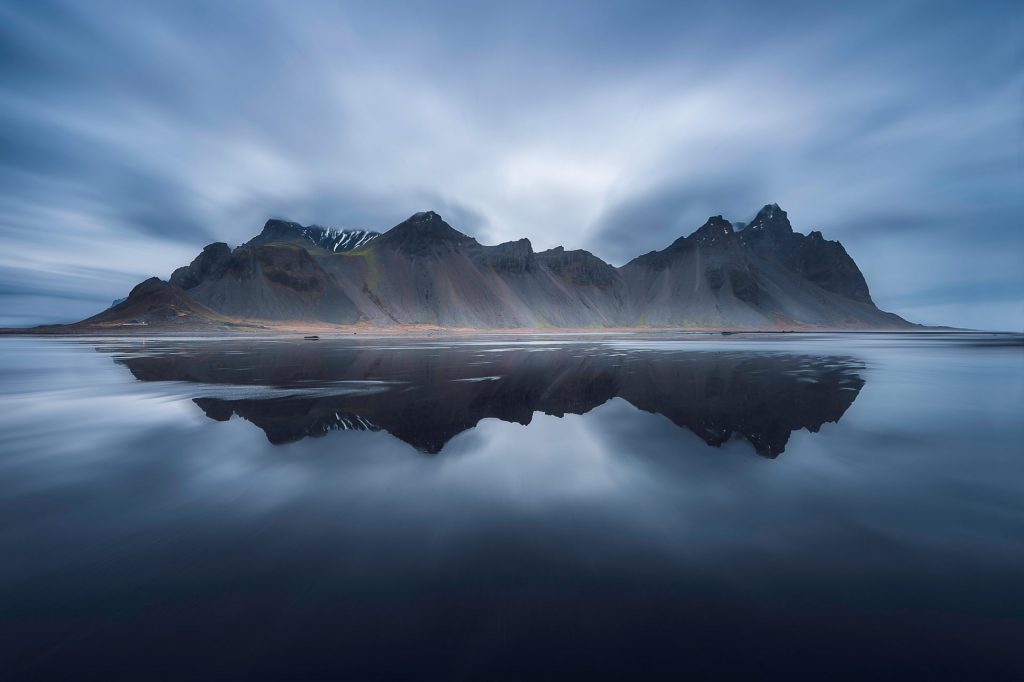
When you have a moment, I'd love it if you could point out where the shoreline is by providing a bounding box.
[0,322,986,338]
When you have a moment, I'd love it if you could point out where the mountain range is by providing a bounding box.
[27,203,915,331]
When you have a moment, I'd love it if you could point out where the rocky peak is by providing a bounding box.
[411,210,441,222]
[537,247,619,286]
[690,215,736,248]
[737,206,873,305]
[311,227,380,252]
[169,242,232,290]
[745,203,793,235]
[250,219,379,252]
[479,238,537,274]
[127,276,169,299]
[377,211,478,256]
[253,219,305,243]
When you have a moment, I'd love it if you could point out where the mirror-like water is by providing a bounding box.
[1,333,1022,679]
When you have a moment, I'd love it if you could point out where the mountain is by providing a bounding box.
[44,203,916,331]
[75,278,234,328]
[168,237,361,323]
[738,204,872,303]
[618,206,907,328]
[311,210,630,327]
[248,219,380,252]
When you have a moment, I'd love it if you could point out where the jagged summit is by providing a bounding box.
[169,242,231,289]
[310,227,379,252]
[536,247,620,286]
[376,211,478,255]
[479,237,537,274]
[744,203,793,234]
[737,204,873,304]
[626,215,738,271]
[690,215,736,248]
[251,218,305,243]
[250,218,380,252]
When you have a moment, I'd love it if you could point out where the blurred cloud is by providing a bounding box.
[0,0,1021,328]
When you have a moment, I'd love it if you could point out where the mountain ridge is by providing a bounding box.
[16,203,919,331]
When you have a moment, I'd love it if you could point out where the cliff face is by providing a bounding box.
[170,239,360,323]
[616,208,907,328]
[737,204,873,304]
[86,203,914,329]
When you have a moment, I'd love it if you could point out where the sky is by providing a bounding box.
[0,0,1021,330]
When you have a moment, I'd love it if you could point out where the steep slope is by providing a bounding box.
[619,216,771,327]
[737,204,873,304]
[619,207,911,328]
[74,278,233,328]
[170,230,360,323]
[317,211,627,327]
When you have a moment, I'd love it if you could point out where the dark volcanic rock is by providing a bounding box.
[77,277,224,327]
[249,219,379,253]
[739,204,873,304]
[250,218,309,245]
[537,247,620,287]
[626,216,737,271]
[170,242,232,290]
[619,205,903,327]
[375,211,478,257]
[728,267,760,304]
[793,231,873,304]
[81,202,910,330]
[168,241,360,323]
[690,215,737,249]
[475,238,538,274]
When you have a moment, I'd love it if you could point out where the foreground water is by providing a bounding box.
[0,333,1022,680]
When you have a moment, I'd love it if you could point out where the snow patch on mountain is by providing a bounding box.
[300,226,380,252]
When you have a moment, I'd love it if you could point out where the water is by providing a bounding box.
[1,333,1022,680]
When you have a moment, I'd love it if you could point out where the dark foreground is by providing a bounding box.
[1,333,1022,680]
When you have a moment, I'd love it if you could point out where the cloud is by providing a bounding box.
[0,0,1021,328]
[587,175,765,265]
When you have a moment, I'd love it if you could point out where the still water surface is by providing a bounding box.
[1,333,1022,679]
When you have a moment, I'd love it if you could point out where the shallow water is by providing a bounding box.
[1,333,1022,680]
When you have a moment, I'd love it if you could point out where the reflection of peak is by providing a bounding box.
[194,398,381,445]
[111,342,866,457]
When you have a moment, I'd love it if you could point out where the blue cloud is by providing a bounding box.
[0,0,1021,328]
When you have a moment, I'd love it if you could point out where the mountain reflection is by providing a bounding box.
[107,340,865,456]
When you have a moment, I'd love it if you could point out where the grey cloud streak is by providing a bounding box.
[0,0,1021,329]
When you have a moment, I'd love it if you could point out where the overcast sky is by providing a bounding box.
[1,0,1021,329]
